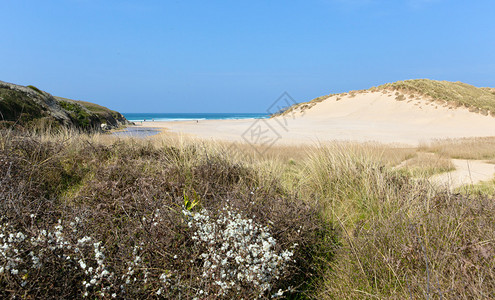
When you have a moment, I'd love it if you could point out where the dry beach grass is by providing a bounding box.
[419,137,495,160]
[0,128,494,299]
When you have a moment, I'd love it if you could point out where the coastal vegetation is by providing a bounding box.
[0,129,333,299]
[56,97,129,129]
[1,129,494,299]
[376,79,495,114]
[419,136,495,160]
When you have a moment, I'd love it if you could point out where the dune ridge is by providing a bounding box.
[277,79,495,118]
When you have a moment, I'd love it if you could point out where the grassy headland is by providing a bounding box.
[56,97,128,128]
[0,129,493,299]
[0,80,130,131]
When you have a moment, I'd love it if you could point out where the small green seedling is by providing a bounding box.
[183,190,200,211]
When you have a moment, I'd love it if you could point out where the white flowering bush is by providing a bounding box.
[0,218,115,297]
[184,206,296,297]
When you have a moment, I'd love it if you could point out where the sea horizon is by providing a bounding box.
[122,112,270,122]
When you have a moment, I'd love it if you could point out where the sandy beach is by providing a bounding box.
[132,91,495,147]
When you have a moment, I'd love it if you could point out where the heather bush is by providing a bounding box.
[0,131,334,299]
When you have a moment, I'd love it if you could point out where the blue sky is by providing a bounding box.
[1,0,494,113]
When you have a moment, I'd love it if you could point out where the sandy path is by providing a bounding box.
[430,159,495,189]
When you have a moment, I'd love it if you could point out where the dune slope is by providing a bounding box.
[273,88,495,144]
[151,86,495,146]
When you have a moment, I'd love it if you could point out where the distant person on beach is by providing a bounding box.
[144,118,146,122]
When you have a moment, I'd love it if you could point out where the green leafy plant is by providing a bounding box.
[183,190,201,211]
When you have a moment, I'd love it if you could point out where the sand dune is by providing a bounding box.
[139,91,495,146]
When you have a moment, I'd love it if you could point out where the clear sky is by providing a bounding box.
[1,0,494,113]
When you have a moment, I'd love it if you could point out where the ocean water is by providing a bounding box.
[122,112,269,122]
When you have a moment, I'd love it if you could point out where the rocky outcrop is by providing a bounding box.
[0,80,131,131]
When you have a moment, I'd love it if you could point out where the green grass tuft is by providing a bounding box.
[27,85,43,95]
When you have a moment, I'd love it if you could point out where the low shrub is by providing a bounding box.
[0,131,335,299]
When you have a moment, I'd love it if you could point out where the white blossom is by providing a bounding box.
[184,206,297,295]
